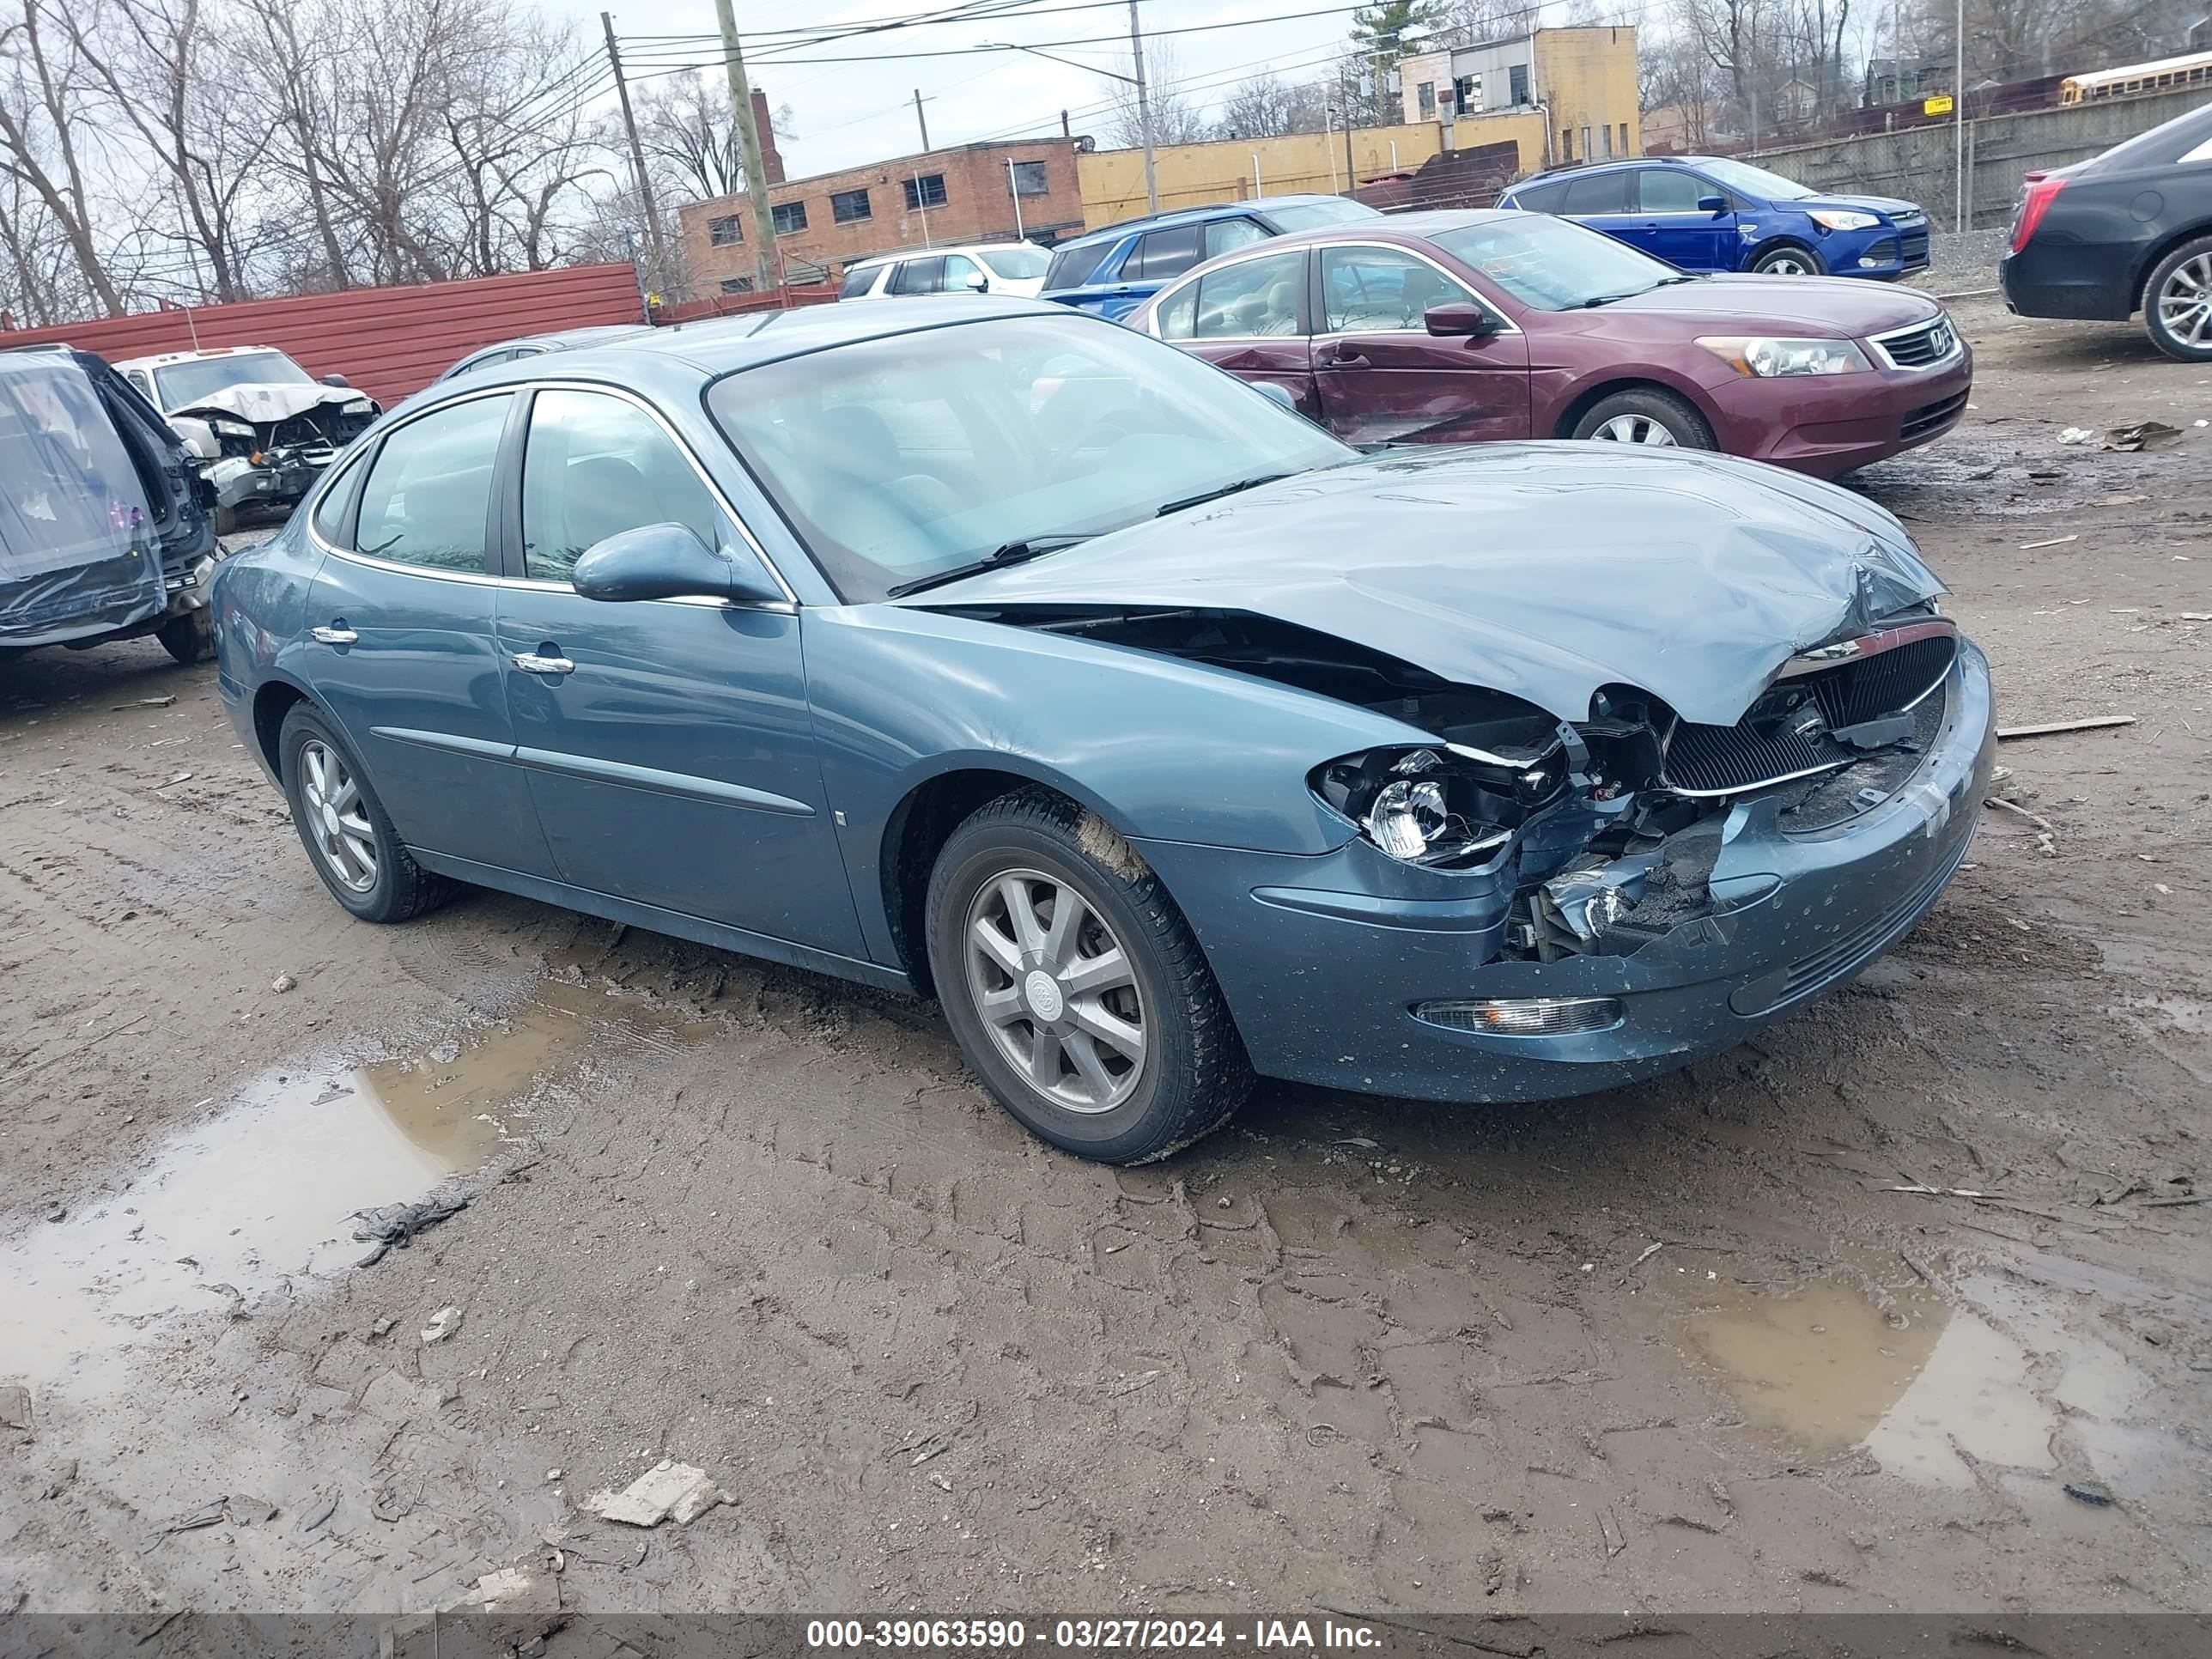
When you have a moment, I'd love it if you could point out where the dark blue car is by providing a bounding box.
[1499,155,1930,279]
[1040,194,1382,319]
[211,298,1991,1164]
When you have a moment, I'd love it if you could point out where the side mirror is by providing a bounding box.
[1698,194,1727,215]
[958,269,988,293]
[319,372,352,388]
[1425,301,1502,339]
[571,522,784,605]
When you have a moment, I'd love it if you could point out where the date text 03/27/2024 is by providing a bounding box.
[804,1620,1383,1650]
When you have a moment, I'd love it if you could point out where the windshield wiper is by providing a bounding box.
[884,534,1094,599]
[1154,472,1294,517]
[1582,276,1701,308]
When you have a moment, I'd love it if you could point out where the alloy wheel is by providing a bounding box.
[1592,414,1679,446]
[963,867,1147,1114]
[2157,254,2212,349]
[299,738,378,893]
[1760,253,1813,275]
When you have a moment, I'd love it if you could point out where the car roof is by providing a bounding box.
[1254,208,1524,248]
[1513,155,1714,189]
[1056,194,1350,250]
[420,296,1097,400]
[846,240,1043,270]
[111,344,293,372]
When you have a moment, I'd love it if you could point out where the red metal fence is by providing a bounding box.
[651,283,841,325]
[0,264,646,408]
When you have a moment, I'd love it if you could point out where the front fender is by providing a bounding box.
[801,604,1436,957]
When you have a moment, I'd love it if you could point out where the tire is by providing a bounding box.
[211,502,238,538]
[276,703,452,923]
[155,608,216,665]
[924,788,1252,1164]
[2143,235,2212,362]
[1570,387,1717,451]
[1750,244,1823,276]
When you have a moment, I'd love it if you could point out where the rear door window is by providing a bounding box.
[350,394,511,573]
[1562,172,1632,215]
[893,258,945,295]
[1506,179,1568,211]
[1131,225,1204,281]
[1043,240,1114,289]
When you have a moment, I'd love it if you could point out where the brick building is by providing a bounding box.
[678,138,1086,295]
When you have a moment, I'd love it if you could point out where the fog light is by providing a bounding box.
[1858,256,1881,269]
[1414,996,1623,1036]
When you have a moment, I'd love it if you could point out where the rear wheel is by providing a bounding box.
[155,607,215,665]
[1751,244,1822,276]
[277,704,452,923]
[1571,387,1716,451]
[924,789,1250,1164]
[2144,235,2212,362]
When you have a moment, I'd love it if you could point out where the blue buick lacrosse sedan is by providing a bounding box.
[213,297,1992,1163]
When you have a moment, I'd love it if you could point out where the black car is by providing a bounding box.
[2000,100,2212,361]
[1,344,220,664]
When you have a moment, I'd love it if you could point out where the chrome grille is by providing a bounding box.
[1872,317,1958,369]
[1661,626,1956,797]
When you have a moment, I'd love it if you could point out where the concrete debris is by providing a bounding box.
[2058,427,2097,445]
[473,1564,561,1614]
[0,1384,32,1431]
[419,1306,463,1345]
[2064,1480,2116,1507]
[223,1494,277,1526]
[1996,714,2136,740]
[2102,421,2182,451]
[270,973,295,994]
[583,1459,730,1528]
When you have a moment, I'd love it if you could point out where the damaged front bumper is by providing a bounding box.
[204,447,327,510]
[1134,641,1994,1104]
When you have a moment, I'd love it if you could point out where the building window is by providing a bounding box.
[1620,122,1630,156]
[1508,63,1530,104]
[719,276,754,294]
[1417,80,1436,118]
[1582,125,1593,161]
[1455,74,1479,112]
[1560,125,1573,160]
[830,187,872,223]
[708,215,740,246]
[1009,160,1048,196]
[903,173,947,210]
[1601,125,1613,158]
[770,200,807,234]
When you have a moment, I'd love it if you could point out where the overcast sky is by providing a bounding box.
[558,0,1401,179]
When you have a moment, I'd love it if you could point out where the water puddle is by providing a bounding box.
[3,980,713,1390]
[1675,1257,2155,1488]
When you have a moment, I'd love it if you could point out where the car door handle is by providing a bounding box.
[310,624,357,645]
[510,651,574,676]
[1328,347,1370,366]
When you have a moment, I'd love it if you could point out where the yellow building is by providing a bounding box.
[1397,27,1640,170]
[1076,124,1446,229]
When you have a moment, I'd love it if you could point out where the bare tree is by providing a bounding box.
[0,0,121,313]
[1105,42,1212,149]
[1213,72,1332,138]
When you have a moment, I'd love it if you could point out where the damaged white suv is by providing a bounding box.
[113,345,379,535]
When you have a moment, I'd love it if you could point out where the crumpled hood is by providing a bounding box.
[910,443,1944,726]
[172,383,361,426]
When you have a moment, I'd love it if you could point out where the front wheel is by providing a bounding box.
[1571,387,1716,451]
[1750,245,1822,276]
[925,789,1251,1164]
[2144,235,2212,362]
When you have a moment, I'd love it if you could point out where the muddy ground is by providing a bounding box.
[2,295,2209,1620]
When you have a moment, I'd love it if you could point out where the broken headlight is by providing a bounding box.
[1313,742,1568,870]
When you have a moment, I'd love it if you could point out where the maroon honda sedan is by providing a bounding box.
[1129,209,1970,477]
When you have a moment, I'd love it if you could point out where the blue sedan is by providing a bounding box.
[213,298,1992,1164]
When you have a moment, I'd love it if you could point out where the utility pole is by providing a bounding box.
[1953,0,1966,230]
[913,88,933,151]
[710,0,776,292]
[1007,157,1026,240]
[1340,69,1356,196]
[1127,0,1158,214]
[602,13,666,272]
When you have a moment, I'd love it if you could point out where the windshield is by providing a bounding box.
[708,314,1352,602]
[1432,216,1683,310]
[1692,157,1814,201]
[978,246,1050,280]
[1262,198,1382,232]
[153,350,313,407]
